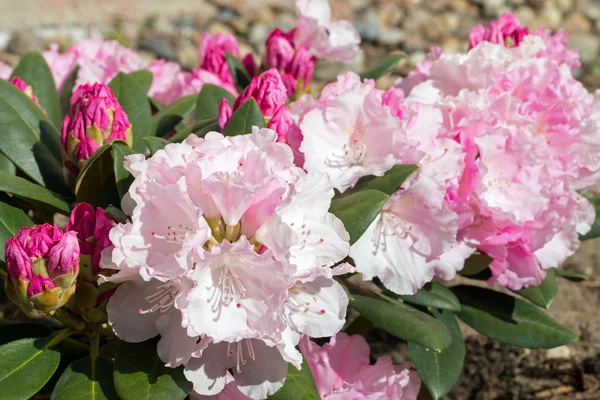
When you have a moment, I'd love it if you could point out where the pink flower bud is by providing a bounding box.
[62,83,132,172]
[233,69,288,117]
[241,54,257,79]
[10,77,45,111]
[268,106,292,142]
[218,98,233,130]
[20,224,63,259]
[199,33,239,84]
[27,275,55,297]
[266,29,295,72]
[47,231,80,279]
[468,13,529,49]
[5,235,32,280]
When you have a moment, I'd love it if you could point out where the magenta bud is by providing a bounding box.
[199,32,239,84]
[268,105,292,142]
[5,235,32,281]
[233,69,288,118]
[47,231,80,279]
[27,275,55,297]
[218,98,233,130]
[265,29,295,71]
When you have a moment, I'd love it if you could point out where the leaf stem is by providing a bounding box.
[90,329,100,361]
[45,328,74,348]
[53,308,86,331]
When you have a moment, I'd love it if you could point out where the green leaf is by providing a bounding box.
[0,337,61,400]
[225,52,251,91]
[514,269,558,309]
[349,294,452,351]
[11,51,62,128]
[269,358,319,400]
[151,94,196,137]
[459,252,493,277]
[452,285,578,349]
[0,199,34,261]
[0,79,65,187]
[195,83,235,122]
[113,340,192,400]
[329,190,388,245]
[398,282,461,312]
[223,98,265,136]
[0,153,16,175]
[359,53,404,80]
[345,164,419,196]
[168,119,218,143]
[580,197,600,240]
[128,70,153,95]
[144,137,169,156]
[408,309,465,399]
[0,170,70,213]
[555,269,588,282]
[75,141,118,206]
[109,72,152,152]
[39,119,63,163]
[149,97,165,112]
[59,65,79,117]
[51,357,118,400]
[104,205,129,224]
[0,323,52,346]
[111,142,135,199]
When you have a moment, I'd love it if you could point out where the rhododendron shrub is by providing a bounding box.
[0,7,596,400]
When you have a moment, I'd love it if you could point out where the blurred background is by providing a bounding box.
[0,1,599,399]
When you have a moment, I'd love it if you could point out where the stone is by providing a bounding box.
[562,11,593,34]
[539,4,563,30]
[176,43,199,69]
[556,0,574,12]
[515,6,537,28]
[379,28,405,46]
[7,31,45,55]
[568,33,599,63]
[545,345,572,359]
[139,37,176,60]
[356,8,381,41]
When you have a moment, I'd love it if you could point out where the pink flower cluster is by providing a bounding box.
[292,13,599,293]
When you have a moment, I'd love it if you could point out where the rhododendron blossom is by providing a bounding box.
[102,128,350,399]
[199,32,239,86]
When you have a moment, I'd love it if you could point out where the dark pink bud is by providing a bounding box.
[468,12,529,49]
[47,231,80,279]
[92,230,112,273]
[10,77,40,105]
[268,105,292,142]
[233,69,288,117]
[5,235,32,281]
[199,33,239,84]
[241,54,257,79]
[266,28,295,71]
[22,224,63,259]
[218,98,233,130]
[27,275,55,297]
[67,202,96,255]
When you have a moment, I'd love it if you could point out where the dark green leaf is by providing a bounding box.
[0,153,16,175]
[0,323,52,346]
[152,94,196,137]
[0,199,34,261]
[580,197,600,240]
[75,141,118,206]
[128,70,153,95]
[329,189,388,245]
[113,340,192,400]
[111,142,135,199]
[39,119,63,163]
[345,164,419,196]
[452,285,578,349]
[359,53,404,80]
[0,170,70,213]
[51,357,118,400]
[409,309,465,399]
[515,269,558,309]
[168,119,218,143]
[109,72,152,152]
[98,341,121,361]
[59,65,79,117]
[349,294,452,351]
[555,269,588,282]
[223,98,265,136]
[149,97,165,112]
[399,282,461,312]
[195,84,235,122]
[0,337,61,400]
[269,358,319,400]
[459,252,493,277]
[0,79,64,187]
[11,51,62,128]
[105,205,129,223]
[225,52,251,91]
[144,137,169,156]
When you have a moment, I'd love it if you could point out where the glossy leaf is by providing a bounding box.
[0,337,61,400]
[329,189,388,245]
[75,141,118,206]
[11,51,62,128]
[269,359,320,400]
[0,153,16,175]
[144,137,169,156]
[349,294,452,351]
[0,323,52,347]
[104,205,129,224]
[60,65,79,117]
[452,285,578,349]
[225,52,251,91]
[398,282,461,312]
[109,72,152,152]
[52,357,118,400]
[111,142,135,199]
[408,309,465,399]
[195,83,235,122]
[359,53,404,80]
[0,170,70,213]
[515,269,558,309]
[223,98,265,136]
[113,340,192,400]
[459,252,493,277]
[0,199,34,261]
[128,70,153,95]
[151,94,196,137]
[345,164,419,196]
[0,79,64,187]
[168,119,219,143]
[555,269,588,282]
[580,197,600,240]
